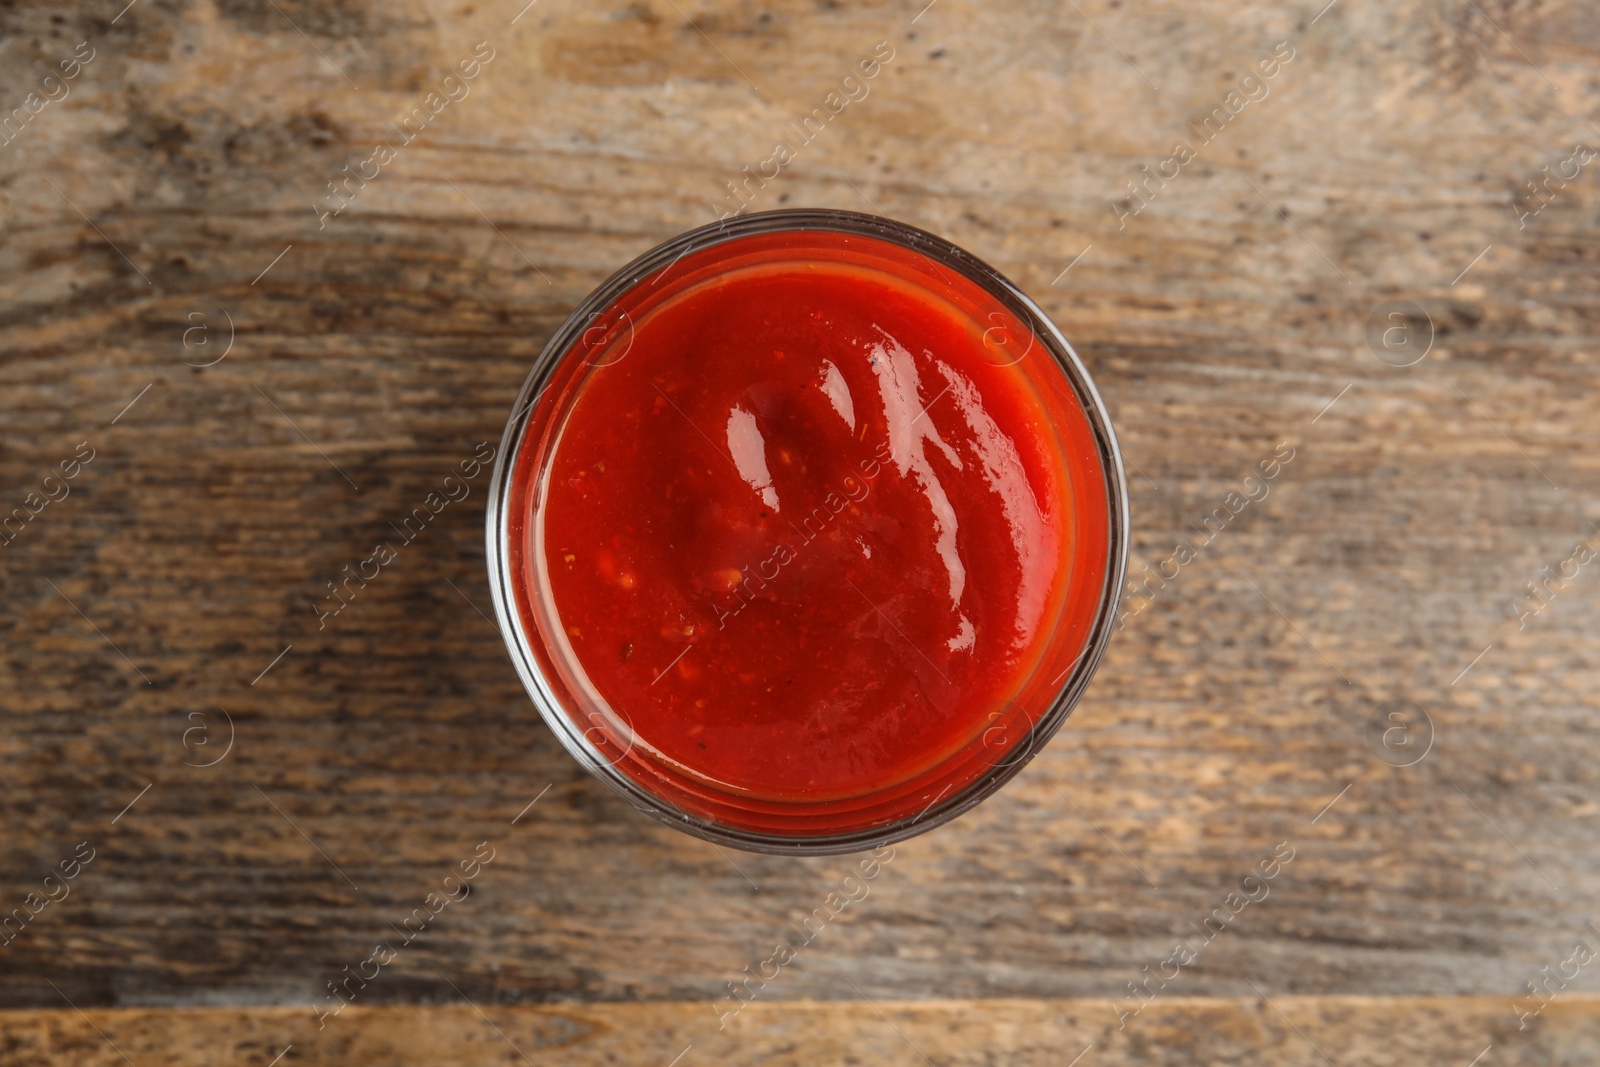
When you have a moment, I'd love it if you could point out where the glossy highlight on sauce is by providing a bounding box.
[503,225,1113,840]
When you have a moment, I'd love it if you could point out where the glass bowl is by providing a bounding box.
[485,208,1127,855]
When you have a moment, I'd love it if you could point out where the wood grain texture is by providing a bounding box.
[3,997,1599,1066]
[2,0,1600,1060]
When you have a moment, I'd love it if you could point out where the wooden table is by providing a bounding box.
[3,0,1599,1062]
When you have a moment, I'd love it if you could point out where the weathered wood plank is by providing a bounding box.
[1,0,1598,1039]
[3,997,1598,1066]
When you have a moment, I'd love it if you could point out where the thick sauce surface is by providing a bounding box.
[522,237,1103,809]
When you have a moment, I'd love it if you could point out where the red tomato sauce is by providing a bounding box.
[505,228,1111,837]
